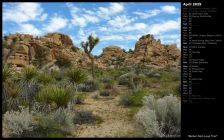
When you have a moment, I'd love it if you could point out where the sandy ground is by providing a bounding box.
[74,86,144,138]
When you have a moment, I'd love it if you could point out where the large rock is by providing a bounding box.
[125,34,180,68]
[96,46,126,69]
[3,33,90,71]
[3,33,180,71]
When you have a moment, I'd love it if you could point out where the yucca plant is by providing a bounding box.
[37,73,54,85]
[65,68,87,92]
[6,82,22,111]
[3,65,13,83]
[36,85,72,108]
[3,66,14,112]
[20,67,38,83]
[18,67,39,101]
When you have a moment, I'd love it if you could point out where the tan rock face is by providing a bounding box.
[96,46,126,69]
[124,34,181,68]
[3,33,90,71]
[3,33,180,71]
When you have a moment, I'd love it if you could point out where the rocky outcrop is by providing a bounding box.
[3,33,180,71]
[3,33,91,71]
[96,46,126,69]
[125,34,180,68]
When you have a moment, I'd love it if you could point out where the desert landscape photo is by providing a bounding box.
[2,2,181,138]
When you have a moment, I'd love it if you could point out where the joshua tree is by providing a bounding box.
[81,34,100,80]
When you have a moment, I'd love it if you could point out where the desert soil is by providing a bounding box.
[74,85,144,138]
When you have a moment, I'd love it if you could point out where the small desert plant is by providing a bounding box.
[135,95,180,138]
[99,90,110,96]
[50,70,62,81]
[18,67,39,101]
[5,82,22,111]
[46,132,65,138]
[119,90,145,107]
[3,106,34,137]
[36,85,72,108]
[78,80,98,92]
[74,111,100,124]
[104,79,116,89]
[3,65,13,83]
[92,94,99,100]
[37,73,54,85]
[119,95,133,107]
[3,66,14,112]
[55,57,72,69]
[74,94,86,104]
[49,107,76,131]
[19,67,38,83]
[65,68,87,92]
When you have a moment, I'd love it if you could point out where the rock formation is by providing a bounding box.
[3,33,91,71]
[125,34,180,68]
[96,46,126,69]
[2,33,180,71]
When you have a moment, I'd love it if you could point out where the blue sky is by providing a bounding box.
[3,2,180,55]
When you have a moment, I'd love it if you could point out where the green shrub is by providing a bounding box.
[70,46,79,52]
[3,106,34,137]
[65,68,87,91]
[47,132,65,138]
[50,70,62,81]
[92,94,99,100]
[74,111,102,125]
[55,57,72,68]
[135,95,181,138]
[119,95,133,107]
[75,94,85,104]
[20,67,38,82]
[78,80,98,92]
[104,80,116,89]
[119,90,145,107]
[37,73,54,85]
[3,65,13,83]
[36,85,72,108]
[99,90,110,96]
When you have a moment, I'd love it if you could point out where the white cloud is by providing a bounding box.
[39,13,48,21]
[97,3,124,19]
[66,3,79,15]
[67,4,99,27]
[155,34,181,48]
[101,34,138,41]
[110,3,124,13]
[133,5,178,19]
[83,14,99,23]
[148,19,180,35]
[71,16,87,27]
[99,27,108,32]
[133,9,160,19]
[71,15,99,27]
[122,23,147,32]
[108,15,134,28]
[44,16,68,32]
[18,23,42,35]
[78,29,85,36]
[3,3,47,23]
[101,35,124,41]
[161,5,177,14]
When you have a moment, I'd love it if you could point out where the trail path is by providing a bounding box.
[74,85,144,138]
